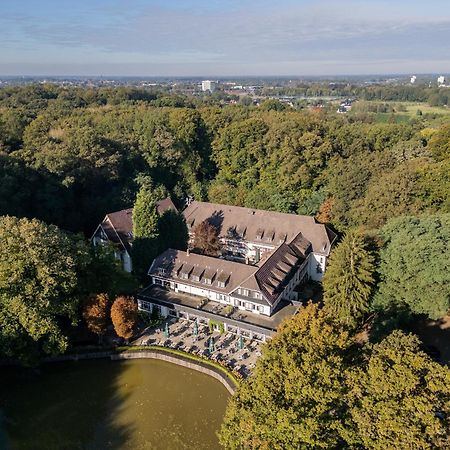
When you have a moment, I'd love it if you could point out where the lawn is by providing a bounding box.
[348,100,450,124]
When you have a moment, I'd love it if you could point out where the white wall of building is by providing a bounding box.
[308,253,326,281]
[122,251,132,273]
[152,276,272,315]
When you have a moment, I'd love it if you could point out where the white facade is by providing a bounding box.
[92,226,133,273]
[201,80,216,92]
[150,254,310,317]
[308,253,326,281]
[152,275,272,316]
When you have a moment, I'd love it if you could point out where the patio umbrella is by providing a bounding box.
[239,335,244,350]
[209,337,215,353]
[164,322,169,338]
[193,320,198,337]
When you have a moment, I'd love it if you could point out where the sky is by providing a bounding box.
[1,0,449,76]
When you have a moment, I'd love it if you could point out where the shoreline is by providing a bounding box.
[2,346,239,395]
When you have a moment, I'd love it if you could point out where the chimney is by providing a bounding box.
[187,248,190,256]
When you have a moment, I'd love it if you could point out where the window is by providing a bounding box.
[253,292,261,299]
[217,281,225,288]
[242,289,249,296]
[203,278,212,285]
[154,278,162,285]
[258,305,264,312]
[181,273,189,280]
[157,267,166,276]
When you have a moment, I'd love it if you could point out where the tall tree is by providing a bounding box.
[0,216,90,363]
[191,220,221,256]
[220,306,450,450]
[345,331,450,450]
[219,303,353,449]
[132,176,159,239]
[82,293,110,342]
[131,178,160,279]
[373,214,450,320]
[110,295,137,342]
[323,231,376,327]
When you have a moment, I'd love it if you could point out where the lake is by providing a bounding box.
[0,358,230,450]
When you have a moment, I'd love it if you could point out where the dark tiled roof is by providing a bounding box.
[95,198,177,253]
[252,243,305,305]
[183,201,335,255]
[148,249,258,296]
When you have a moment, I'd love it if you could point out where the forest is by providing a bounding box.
[0,84,449,447]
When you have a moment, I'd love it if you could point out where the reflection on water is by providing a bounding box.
[0,359,229,450]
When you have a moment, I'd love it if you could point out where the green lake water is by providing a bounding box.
[0,359,230,450]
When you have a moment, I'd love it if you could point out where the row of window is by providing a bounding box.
[237,288,262,299]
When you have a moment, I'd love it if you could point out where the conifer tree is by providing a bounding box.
[132,176,159,239]
[131,177,160,279]
[323,230,375,327]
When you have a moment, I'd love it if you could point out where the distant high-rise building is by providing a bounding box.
[201,80,216,92]
[410,75,417,84]
[437,75,446,86]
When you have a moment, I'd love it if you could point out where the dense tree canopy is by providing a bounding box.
[220,304,450,449]
[373,214,450,320]
[344,331,450,450]
[1,83,449,374]
[0,216,90,363]
[220,303,352,449]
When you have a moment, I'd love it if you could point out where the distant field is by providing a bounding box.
[388,101,450,116]
[348,100,450,124]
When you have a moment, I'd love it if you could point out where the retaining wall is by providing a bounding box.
[111,350,236,394]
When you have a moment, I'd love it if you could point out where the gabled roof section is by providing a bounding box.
[183,201,334,255]
[148,249,258,296]
[92,197,177,253]
[239,240,306,305]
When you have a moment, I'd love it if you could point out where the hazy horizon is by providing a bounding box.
[1,0,450,76]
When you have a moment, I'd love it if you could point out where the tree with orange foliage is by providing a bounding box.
[110,295,138,342]
[316,197,335,224]
[82,293,110,342]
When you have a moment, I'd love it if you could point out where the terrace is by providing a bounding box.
[138,285,300,335]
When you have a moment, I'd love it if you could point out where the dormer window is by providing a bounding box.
[265,229,275,242]
[217,272,230,288]
[203,268,215,285]
[256,228,264,240]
